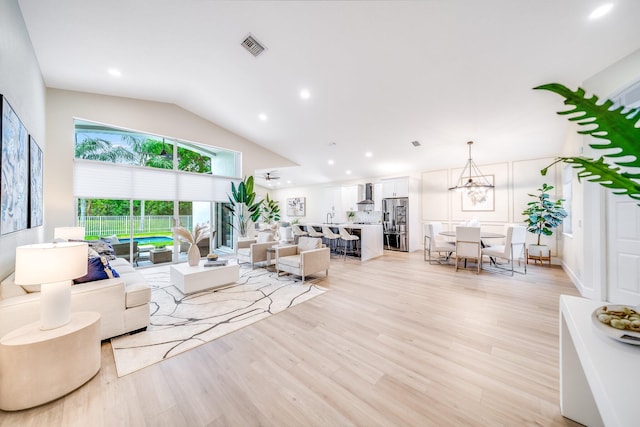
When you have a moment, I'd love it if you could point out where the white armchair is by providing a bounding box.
[237,232,277,269]
[275,237,330,283]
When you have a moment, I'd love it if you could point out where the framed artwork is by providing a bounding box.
[286,197,306,216]
[29,135,43,228]
[1,95,29,235]
[461,175,495,212]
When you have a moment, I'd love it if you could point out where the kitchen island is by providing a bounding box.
[302,223,383,261]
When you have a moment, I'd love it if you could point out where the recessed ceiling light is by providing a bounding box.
[345,170,352,175]
[300,89,311,100]
[328,159,335,165]
[258,113,268,121]
[107,68,122,77]
[365,151,373,158]
[286,180,292,184]
[589,3,613,20]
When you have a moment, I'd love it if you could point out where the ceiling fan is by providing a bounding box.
[261,171,281,181]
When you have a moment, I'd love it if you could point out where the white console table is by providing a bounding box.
[560,295,640,426]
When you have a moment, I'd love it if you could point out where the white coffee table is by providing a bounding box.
[170,260,240,294]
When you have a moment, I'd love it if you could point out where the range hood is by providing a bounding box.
[357,183,375,205]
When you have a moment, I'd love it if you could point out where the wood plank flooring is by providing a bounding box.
[0,251,584,426]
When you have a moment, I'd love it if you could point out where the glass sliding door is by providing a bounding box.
[132,199,174,265]
[216,202,234,253]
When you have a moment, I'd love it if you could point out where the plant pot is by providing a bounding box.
[188,243,201,266]
[528,244,550,257]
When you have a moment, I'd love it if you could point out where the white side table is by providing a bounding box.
[560,295,640,427]
[0,311,101,411]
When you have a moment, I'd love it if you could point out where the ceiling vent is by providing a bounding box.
[241,34,266,57]
[411,140,421,147]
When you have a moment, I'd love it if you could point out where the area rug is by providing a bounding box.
[111,263,326,377]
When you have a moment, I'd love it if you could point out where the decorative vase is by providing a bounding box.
[188,243,200,266]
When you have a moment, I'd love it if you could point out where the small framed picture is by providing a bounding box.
[286,197,306,216]
[461,175,495,212]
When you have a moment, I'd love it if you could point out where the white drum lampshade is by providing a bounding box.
[14,242,88,330]
[54,226,85,240]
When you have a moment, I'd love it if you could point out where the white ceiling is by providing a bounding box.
[18,0,640,188]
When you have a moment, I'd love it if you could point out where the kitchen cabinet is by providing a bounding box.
[341,185,358,213]
[381,178,409,198]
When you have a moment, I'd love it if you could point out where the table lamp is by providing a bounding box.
[54,226,85,241]
[14,242,88,330]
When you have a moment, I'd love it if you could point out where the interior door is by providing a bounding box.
[607,193,640,304]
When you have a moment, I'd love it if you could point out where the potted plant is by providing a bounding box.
[172,223,209,266]
[226,176,263,238]
[261,194,281,225]
[522,183,568,260]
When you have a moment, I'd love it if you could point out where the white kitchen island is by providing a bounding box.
[304,223,383,261]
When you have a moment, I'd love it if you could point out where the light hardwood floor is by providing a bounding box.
[0,251,584,427]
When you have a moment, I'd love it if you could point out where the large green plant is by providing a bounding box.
[261,194,281,224]
[522,183,568,245]
[535,83,640,201]
[226,176,263,237]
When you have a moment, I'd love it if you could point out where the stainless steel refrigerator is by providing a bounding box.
[382,197,409,251]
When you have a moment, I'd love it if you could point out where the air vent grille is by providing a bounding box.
[241,34,266,57]
[411,140,421,147]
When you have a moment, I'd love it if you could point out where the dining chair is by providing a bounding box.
[424,222,455,264]
[454,226,482,273]
[481,225,527,275]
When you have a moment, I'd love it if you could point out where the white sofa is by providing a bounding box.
[0,257,150,340]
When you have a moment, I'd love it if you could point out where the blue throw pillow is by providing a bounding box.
[74,256,120,284]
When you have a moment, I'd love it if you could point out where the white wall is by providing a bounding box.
[0,0,47,279]
[562,47,640,300]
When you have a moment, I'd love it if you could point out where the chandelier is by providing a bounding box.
[448,141,494,192]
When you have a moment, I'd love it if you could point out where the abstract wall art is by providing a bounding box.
[1,95,29,235]
[286,197,306,216]
[29,135,43,228]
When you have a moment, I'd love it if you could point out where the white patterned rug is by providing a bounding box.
[111,263,326,377]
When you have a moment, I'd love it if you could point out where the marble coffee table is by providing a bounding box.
[170,260,239,294]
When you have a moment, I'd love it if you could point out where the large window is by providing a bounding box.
[73,119,242,264]
[74,119,240,177]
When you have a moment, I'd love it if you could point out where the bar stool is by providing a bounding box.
[338,226,360,259]
[322,226,341,256]
[307,226,324,238]
[291,224,308,244]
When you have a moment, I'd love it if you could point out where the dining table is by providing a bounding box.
[439,230,505,267]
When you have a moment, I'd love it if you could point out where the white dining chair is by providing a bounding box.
[424,222,455,264]
[481,225,527,275]
[454,226,482,273]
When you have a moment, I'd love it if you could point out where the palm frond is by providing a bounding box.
[535,83,640,168]
[543,156,640,201]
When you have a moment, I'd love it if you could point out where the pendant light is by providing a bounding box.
[448,141,494,192]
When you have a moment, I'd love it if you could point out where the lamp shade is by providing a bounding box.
[14,242,88,285]
[54,226,86,241]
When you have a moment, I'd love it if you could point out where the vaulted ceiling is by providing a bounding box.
[18,0,640,187]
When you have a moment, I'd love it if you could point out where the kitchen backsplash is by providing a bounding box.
[353,211,382,223]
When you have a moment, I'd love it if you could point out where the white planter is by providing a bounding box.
[528,244,550,257]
